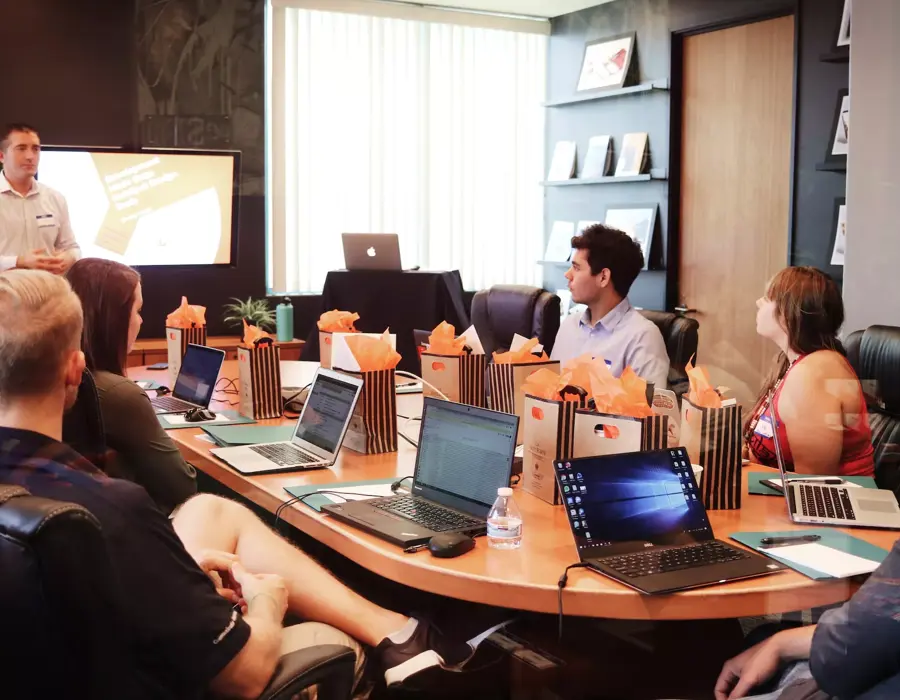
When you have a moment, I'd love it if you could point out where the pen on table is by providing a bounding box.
[759,534,821,548]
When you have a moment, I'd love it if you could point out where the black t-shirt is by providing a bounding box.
[0,427,251,698]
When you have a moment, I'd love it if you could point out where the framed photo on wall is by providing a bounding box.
[830,198,847,267]
[824,89,849,166]
[603,203,658,270]
[576,32,636,93]
[836,0,851,47]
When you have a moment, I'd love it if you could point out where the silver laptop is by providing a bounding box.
[770,401,900,529]
[151,344,225,414]
[211,369,363,475]
[342,233,402,270]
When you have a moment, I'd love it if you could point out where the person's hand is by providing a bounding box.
[195,549,244,607]
[715,636,783,700]
[16,248,67,274]
[231,562,289,623]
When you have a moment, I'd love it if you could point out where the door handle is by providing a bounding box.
[673,306,697,315]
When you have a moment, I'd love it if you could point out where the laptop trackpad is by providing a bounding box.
[858,498,898,513]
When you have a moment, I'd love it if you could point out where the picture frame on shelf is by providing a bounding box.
[575,32,637,93]
[603,203,658,270]
[836,0,851,48]
[830,198,847,267]
[824,89,849,166]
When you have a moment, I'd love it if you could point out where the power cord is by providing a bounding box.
[391,475,414,493]
[274,487,390,531]
[395,370,450,401]
[282,383,312,412]
[558,562,591,642]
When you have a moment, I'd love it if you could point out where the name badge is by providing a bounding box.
[36,213,57,228]
[754,414,775,439]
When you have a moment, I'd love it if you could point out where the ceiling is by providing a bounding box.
[409,0,613,19]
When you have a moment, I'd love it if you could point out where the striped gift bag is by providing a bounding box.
[521,392,587,505]
[571,411,669,458]
[421,352,487,407]
[237,341,283,420]
[487,360,560,443]
[681,397,743,510]
[338,368,398,454]
[166,325,207,388]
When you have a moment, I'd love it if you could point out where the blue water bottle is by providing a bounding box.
[276,297,294,342]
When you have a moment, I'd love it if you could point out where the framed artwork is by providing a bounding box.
[837,0,851,47]
[576,32,636,93]
[603,203,658,269]
[824,89,849,165]
[830,198,847,267]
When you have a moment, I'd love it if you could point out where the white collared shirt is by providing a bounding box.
[550,298,671,389]
[0,172,80,271]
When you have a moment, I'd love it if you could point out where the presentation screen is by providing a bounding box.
[38,148,239,266]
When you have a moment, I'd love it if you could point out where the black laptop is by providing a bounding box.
[554,449,784,594]
[322,397,519,547]
[150,344,225,414]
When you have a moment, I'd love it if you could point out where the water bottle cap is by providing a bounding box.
[283,296,292,304]
[497,487,513,497]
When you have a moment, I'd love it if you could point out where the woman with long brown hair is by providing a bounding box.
[66,258,197,511]
[744,266,874,476]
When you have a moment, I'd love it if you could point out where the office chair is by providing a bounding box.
[638,310,699,398]
[62,368,109,469]
[470,285,561,357]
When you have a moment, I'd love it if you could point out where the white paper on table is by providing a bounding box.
[194,433,218,444]
[331,332,397,372]
[320,483,397,503]
[458,325,485,355]
[510,333,543,355]
[164,413,233,426]
[772,543,880,578]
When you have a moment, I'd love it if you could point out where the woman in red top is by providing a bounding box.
[744,266,874,477]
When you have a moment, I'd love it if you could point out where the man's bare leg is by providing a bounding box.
[173,493,408,647]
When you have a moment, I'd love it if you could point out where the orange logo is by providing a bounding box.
[431,362,446,372]
[602,425,620,439]
[531,407,544,420]
[168,332,176,340]
[324,336,332,346]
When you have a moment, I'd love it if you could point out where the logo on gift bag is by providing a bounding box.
[431,362,446,372]
[324,336,332,346]
[531,407,544,420]
[593,423,620,439]
[169,332,176,340]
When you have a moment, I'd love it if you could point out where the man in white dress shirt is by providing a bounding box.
[550,223,670,390]
[0,124,79,274]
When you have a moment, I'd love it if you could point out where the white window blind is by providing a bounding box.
[267,4,547,294]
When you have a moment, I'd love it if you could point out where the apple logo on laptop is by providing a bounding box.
[366,247,377,257]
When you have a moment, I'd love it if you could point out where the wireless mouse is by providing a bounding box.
[185,408,216,423]
[427,532,475,559]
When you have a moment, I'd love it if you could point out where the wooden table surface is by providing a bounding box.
[130,361,898,621]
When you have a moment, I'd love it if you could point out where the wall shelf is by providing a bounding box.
[815,162,846,172]
[819,50,849,63]
[543,79,670,108]
[541,168,668,187]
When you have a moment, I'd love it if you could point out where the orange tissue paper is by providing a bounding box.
[166,297,206,328]
[592,367,654,418]
[427,321,467,356]
[521,368,567,401]
[686,358,727,409]
[344,331,401,371]
[318,310,360,333]
[242,319,271,347]
[492,337,549,364]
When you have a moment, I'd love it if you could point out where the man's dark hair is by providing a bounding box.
[0,123,39,151]
[571,223,644,298]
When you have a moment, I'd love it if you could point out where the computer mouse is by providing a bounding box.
[427,532,475,559]
[185,408,216,423]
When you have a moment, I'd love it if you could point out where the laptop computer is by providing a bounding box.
[322,398,519,547]
[342,233,402,271]
[150,344,225,414]
[554,449,784,595]
[769,402,900,529]
[210,368,363,475]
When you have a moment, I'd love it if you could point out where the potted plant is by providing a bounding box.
[222,297,276,331]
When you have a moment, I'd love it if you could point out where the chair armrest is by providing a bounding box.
[258,644,356,700]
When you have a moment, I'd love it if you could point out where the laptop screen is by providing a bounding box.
[173,345,224,406]
[293,372,360,454]
[554,448,714,557]
[412,398,518,516]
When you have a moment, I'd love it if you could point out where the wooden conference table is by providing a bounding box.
[130,361,898,621]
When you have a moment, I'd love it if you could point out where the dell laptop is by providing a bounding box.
[151,344,225,414]
[211,369,363,475]
[342,233,402,271]
[322,398,519,547]
[554,449,784,595]
[770,403,900,529]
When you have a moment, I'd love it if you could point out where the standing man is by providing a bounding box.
[0,123,80,273]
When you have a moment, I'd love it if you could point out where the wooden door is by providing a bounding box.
[679,15,794,407]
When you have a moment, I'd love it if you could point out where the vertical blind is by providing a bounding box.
[267,5,547,293]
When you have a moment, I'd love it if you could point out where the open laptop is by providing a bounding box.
[150,344,225,414]
[211,369,363,475]
[554,449,784,595]
[770,402,900,529]
[322,398,519,547]
[342,233,402,271]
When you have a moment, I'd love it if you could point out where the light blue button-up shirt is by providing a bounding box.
[550,298,670,389]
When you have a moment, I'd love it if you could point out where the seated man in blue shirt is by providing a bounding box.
[0,269,471,699]
[550,223,670,389]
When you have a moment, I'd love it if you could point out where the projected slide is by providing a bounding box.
[38,151,235,266]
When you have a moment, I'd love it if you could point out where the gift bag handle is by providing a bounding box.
[254,337,275,347]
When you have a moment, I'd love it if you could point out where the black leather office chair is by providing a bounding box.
[638,310,699,398]
[845,325,900,497]
[62,368,109,469]
[470,285,561,357]
[0,485,357,700]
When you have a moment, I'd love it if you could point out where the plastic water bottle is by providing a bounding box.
[487,487,523,549]
[276,297,294,342]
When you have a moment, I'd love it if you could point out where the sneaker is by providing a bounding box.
[375,619,474,686]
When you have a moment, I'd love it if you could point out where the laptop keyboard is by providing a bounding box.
[375,496,483,533]
[601,541,749,579]
[249,443,320,466]
[151,396,197,412]
[796,483,856,520]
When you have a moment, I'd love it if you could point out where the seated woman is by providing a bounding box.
[744,266,874,477]
[67,258,197,512]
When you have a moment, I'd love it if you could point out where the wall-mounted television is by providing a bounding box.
[37,147,240,267]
